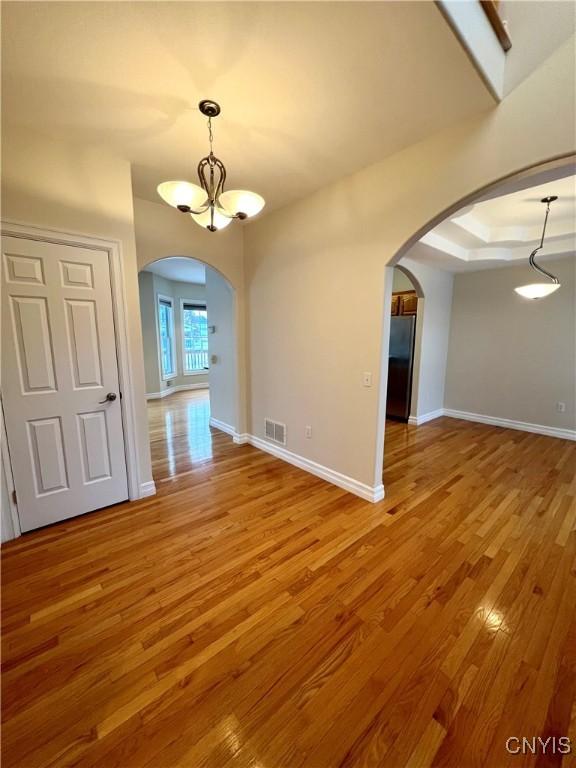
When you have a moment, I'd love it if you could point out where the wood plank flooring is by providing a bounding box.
[2,389,576,767]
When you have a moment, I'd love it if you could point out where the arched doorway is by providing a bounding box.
[376,155,575,490]
[137,255,240,483]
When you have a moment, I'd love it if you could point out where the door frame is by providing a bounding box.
[1,221,145,535]
[1,401,21,539]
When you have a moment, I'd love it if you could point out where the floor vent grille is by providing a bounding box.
[264,418,286,446]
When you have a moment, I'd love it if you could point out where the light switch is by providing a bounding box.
[363,372,372,387]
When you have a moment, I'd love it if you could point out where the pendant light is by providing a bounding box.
[514,196,561,299]
[157,100,265,231]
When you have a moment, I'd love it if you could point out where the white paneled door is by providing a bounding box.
[2,236,128,532]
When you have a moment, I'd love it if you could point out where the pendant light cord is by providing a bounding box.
[528,199,559,284]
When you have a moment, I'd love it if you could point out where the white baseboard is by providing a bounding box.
[233,433,250,445]
[147,382,209,400]
[408,409,444,426]
[443,409,576,441]
[209,417,237,437]
[139,481,157,498]
[246,434,385,503]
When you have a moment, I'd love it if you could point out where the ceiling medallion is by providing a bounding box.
[514,196,561,299]
[157,100,265,232]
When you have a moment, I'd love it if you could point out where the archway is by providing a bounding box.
[137,255,241,484]
[375,155,576,492]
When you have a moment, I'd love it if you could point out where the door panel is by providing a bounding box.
[65,299,103,388]
[27,417,68,495]
[60,260,94,289]
[2,235,128,532]
[77,411,112,483]
[10,296,57,393]
[4,253,45,284]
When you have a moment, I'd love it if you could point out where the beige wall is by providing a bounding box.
[139,271,161,395]
[206,268,238,430]
[133,198,244,289]
[392,269,416,293]
[245,39,575,490]
[445,257,576,429]
[1,127,154,491]
[138,272,209,395]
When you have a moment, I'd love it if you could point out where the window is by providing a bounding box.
[182,302,209,374]
[157,296,176,379]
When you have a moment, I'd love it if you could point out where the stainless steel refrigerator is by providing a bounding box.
[386,315,416,422]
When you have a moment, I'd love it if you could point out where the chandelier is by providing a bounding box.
[157,100,265,231]
[514,196,561,299]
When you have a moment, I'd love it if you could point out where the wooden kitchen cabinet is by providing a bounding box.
[391,290,418,316]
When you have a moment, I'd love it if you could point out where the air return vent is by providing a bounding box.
[264,418,286,446]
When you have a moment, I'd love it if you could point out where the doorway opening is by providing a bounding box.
[385,267,422,423]
[137,256,238,484]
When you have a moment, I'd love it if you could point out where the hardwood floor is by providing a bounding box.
[2,389,575,767]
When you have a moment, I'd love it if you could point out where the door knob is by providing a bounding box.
[99,392,117,404]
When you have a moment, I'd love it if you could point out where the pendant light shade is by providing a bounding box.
[515,196,561,300]
[157,181,207,211]
[157,100,264,231]
[190,208,232,231]
[219,190,265,218]
[514,283,561,300]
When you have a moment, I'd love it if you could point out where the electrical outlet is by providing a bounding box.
[363,372,372,387]
[305,425,312,439]
[556,402,566,413]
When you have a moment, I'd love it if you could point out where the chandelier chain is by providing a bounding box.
[207,117,214,156]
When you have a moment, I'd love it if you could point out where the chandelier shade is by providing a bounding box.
[190,208,232,230]
[514,195,561,300]
[514,283,561,299]
[219,190,265,218]
[157,181,207,211]
[157,100,265,232]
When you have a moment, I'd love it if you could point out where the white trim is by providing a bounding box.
[179,297,209,376]
[139,481,157,498]
[408,409,444,426]
[0,220,145,510]
[443,409,576,441]
[246,435,385,503]
[404,407,574,440]
[0,400,21,541]
[156,293,177,381]
[209,417,236,437]
[436,0,504,102]
[146,382,209,400]
[233,433,250,445]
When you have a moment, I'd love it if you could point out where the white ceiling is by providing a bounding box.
[144,257,206,285]
[1,2,492,214]
[407,171,576,273]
